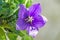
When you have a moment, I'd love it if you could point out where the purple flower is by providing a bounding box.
[16,3,47,37]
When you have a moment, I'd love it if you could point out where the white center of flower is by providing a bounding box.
[25,16,34,23]
[28,16,34,22]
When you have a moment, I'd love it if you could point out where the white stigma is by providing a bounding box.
[25,16,34,23]
[27,16,34,22]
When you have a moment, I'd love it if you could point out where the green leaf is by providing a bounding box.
[7,32,17,40]
[19,30,27,37]
[0,27,6,40]
[26,0,32,8]
[22,35,33,40]
[3,23,27,37]
[19,0,25,4]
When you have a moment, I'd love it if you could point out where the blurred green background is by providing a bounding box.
[33,0,60,40]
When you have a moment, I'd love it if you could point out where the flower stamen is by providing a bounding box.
[25,16,34,23]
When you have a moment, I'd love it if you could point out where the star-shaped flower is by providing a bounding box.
[16,3,47,37]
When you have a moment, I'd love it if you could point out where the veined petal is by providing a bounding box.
[29,3,42,16]
[32,15,47,28]
[16,18,29,30]
[27,26,38,37]
[18,4,28,19]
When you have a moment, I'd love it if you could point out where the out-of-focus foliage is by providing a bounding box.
[22,35,33,40]
[0,0,33,40]
[26,0,32,8]
[0,27,6,40]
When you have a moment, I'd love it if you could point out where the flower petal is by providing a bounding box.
[32,15,47,28]
[27,26,38,37]
[29,3,42,16]
[41,15,48,23]
[18,4,28,19]
[16,18,29,30]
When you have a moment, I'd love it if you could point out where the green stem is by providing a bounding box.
[8,6,19,17]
